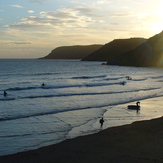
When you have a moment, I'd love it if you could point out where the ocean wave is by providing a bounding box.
[102,77,124,81]
[6,86,37,91]
[157,80,163,82]
[5,81,124,92]
[151,75,163,79]
[72,75,107,79]
[31,72,60,76]
[0,130,65,138]
[132,78,147,81]
[0,72,60,77]
[0,98,16,101]
[0,133,32,138]
[23,87,161,99]
[0,93,161,122]
[0,107,99,122]
[1,87,160,101]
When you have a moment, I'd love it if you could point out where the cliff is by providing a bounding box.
[41,45,103,59]
[82,38,146,61]
[108,31,163,67]
[40,31,163,67]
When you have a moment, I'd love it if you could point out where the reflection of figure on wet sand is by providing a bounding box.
[99,118,104,128]
[4,91,7,96]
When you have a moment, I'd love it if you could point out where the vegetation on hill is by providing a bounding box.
[40,45,103,59]
[41,31,163,67]
[108,31,163,67]
[82,38,146,62]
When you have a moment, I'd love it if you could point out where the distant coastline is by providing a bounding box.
[41,31,163,68]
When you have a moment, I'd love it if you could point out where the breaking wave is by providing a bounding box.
[72,75,107,79]
[0,87,160,101]
[5,81,124,92]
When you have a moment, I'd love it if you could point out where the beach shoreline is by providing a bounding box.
[1,59,163,160]
[0,114,163,163]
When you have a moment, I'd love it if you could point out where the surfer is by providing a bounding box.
[41,83,45,86]
[99,118,104,128]
[4,91,7,96]
[121,81,126,85]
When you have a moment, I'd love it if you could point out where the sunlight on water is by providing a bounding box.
[0,59,163,156]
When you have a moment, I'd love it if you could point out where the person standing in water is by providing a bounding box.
[4,91,7,96]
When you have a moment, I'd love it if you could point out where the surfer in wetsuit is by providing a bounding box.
[99,118,104,128]
[4,91,7,96]
[41,83,45,86]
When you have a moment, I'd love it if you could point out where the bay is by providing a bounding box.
[0,59,163,156]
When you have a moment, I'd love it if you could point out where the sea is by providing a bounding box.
[0,59,163,156]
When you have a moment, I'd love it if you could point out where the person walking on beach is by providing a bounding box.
[99,118,104,128]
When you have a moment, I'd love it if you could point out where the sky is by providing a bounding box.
[0,0,163,58]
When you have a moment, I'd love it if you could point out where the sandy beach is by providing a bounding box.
[0,112,163,163]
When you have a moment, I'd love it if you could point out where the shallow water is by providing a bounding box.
[0,59,163,156]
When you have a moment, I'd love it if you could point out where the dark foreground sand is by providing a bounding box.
[0,116,163,163]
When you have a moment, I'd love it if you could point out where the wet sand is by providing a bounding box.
[0,115,163,163]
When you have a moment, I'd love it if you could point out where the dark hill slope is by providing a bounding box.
[108,31,163,67]
[147,31,163,67]
[82,38,146,61]
[41,45,103,59]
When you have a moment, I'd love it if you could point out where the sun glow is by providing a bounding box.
[154,2,163,33]
[152,24,163,34]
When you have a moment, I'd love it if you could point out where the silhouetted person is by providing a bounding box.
[121,81,126,85]
[41,83,45,86]
[4,91,7,96]
[99,118,104,128]
[126,76,132,80]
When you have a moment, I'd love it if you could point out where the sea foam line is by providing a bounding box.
[72,75,107,79]
[0,93,162,122]
[22,87,160,99]
[5,82,124,92]
[0,106,104,122]
[0,87,160,101]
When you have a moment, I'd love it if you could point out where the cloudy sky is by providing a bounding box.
[0,0,163,58]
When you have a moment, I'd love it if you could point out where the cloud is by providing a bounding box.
[10,41,32,45]
[97,0,110,5]
[6,6,102,31]
[110,23,119,25]
[70,6,102,17]
[29,0,45,3]
[10,5,23,8]
[6,5,138,34]
[28,10,34,13]
[110,13,136,17]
